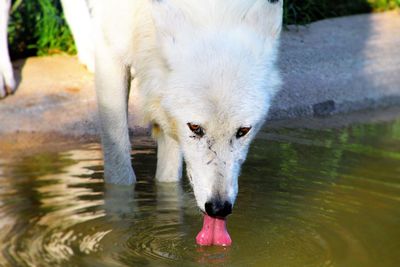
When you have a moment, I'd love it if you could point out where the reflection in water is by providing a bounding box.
[0,117,400,266]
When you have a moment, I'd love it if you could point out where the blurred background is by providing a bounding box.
[7,0,400,60]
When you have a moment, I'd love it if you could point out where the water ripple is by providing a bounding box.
[0,118,400,266]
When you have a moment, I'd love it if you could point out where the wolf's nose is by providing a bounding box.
[205,200,232,218]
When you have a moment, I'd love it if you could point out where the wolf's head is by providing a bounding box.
[151,0,283,217]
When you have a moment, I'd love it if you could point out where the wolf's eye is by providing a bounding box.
[187,123,205,137]
[236,127,252,138]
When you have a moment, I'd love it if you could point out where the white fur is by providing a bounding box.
[0,0,94,97]
[0,0,15,98]
[60,0,95,72]
[94,0,283,211]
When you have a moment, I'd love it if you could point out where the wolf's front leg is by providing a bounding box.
[155,130,183,182]
[95,42,136,185]
[0,0,16,98]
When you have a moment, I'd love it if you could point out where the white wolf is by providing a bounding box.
[94,0,283,218]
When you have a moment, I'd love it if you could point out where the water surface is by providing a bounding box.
[0,115,399,266]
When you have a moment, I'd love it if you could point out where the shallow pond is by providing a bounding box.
[0,114,400,267]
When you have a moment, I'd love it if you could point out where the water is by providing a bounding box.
[1,115,400,267]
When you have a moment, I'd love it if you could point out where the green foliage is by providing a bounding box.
[283,0,399,25]
[7,0,400,58]
[368,0,400,10]
[8,0,75,59]
[8,0,40,58]
[35,0,76,56]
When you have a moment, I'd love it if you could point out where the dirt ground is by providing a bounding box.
[0,55,147,136]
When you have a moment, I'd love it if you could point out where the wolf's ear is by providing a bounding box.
[242,0,283,40]
[150,0,193,63]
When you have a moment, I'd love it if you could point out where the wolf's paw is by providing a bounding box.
[0,69,16,98]
[79,53,95,73]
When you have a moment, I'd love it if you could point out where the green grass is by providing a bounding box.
[7,0,400,59]
[8,0,75,59]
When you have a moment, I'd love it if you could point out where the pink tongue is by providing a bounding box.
[196,214,232,246]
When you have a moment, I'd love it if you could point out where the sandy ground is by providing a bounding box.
[0,11,399,141]
[0,56,97,134]
[273,10,400,118]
